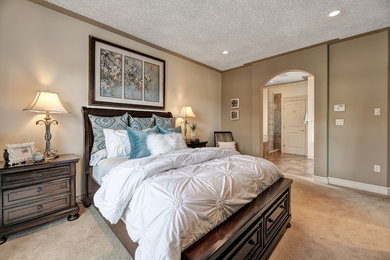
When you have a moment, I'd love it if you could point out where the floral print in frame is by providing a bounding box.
[90,36,165,109]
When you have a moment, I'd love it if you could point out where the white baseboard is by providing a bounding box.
[313,176,389,195]
[313,175,329,184]
[307,154,314,160]
[328,177,389,196]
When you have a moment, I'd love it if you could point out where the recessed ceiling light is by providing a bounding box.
[222,50,229,55]
[328,10,341,17]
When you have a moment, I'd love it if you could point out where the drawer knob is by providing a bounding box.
[267,218,274,224]
[37,205,43,211]
[279,204,286,209]
[36,187,43,193]
[36,173,43,177]
[248,239,256,246]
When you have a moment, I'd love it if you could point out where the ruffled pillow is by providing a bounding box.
[103,129,131,159]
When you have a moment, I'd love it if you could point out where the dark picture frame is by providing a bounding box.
[89,36,165,109]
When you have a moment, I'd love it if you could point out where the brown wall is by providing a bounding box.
[221,66,252,154]
[222,46,329,178]
[222,31,390,187]
[329,32,389,186]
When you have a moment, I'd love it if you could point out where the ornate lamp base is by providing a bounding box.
[37,112,59,160]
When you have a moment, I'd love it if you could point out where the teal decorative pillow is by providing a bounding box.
[158,126,182,134]
[88,113,129,154]
[153,114,175,129]
[127,126,159,159]
[130,116,155,130]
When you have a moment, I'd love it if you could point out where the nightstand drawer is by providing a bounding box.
[3,178,70,207]
[3,194,70,226]
[2,165,71,186]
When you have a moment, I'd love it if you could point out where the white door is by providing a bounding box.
[282,98,307,155]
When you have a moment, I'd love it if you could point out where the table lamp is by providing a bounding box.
[23,91,69,159]
[179,106,196,140]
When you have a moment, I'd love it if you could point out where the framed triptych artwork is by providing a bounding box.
[89,36,165,109]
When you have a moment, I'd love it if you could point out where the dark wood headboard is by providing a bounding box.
[82,106,172,176]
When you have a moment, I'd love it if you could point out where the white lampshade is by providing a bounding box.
[179,106,196,118]
[23,91,69,113]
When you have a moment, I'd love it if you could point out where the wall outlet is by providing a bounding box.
[373,165,381,173]
[374,108,381,116]
[335,119,344,126]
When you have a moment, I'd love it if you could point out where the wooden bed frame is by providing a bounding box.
[82,106,292,259]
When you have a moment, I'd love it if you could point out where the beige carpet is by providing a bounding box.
[0,205,131,260]
[271,177,390,260]
[0,177,389,260]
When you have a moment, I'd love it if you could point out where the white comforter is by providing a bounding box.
[94,148,282,260]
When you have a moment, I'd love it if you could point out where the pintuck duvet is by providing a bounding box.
[94,147,282,260]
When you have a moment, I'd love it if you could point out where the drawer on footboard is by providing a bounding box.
[264,192,289,243]
[221,219,263,260]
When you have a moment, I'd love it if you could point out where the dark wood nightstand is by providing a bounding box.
[0,154,79,245]
[186,141,208,148]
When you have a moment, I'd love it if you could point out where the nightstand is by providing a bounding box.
[0,154,79,245]
[186,141,208,148]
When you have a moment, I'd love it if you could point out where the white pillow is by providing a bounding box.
[218,141,236,150]
[147,133,187,156]
[103,129,131,159]
[89,149,107,166]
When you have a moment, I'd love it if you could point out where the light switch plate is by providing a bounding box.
[334,104,346,112]
[374,165,381,173]
[374,108,381,116]
[335,119,344,126]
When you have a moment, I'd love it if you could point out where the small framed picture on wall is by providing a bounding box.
[230,110,239,120]
[231,98,239,109]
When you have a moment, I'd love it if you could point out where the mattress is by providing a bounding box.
[92,157,128,185]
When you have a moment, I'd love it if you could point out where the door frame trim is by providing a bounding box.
[281,95,308,155]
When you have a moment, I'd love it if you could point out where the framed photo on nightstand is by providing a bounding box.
[6,142,35,165]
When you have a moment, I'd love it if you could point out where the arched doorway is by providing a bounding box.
[262,70,314,178]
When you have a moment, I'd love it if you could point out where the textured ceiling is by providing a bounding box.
[265,72,310,86]
[46,0,390,71]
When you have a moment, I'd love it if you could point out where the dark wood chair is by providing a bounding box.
[214,131,234,146]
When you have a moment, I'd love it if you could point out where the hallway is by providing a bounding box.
[266,153,314,178]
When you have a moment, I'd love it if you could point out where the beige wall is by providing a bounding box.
[0,0,221,196]
[251,46,329,178]
[222,31,390,187]
[329,32,388,186]
[221,66,252,154]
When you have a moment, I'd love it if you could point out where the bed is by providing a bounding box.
[82,106,292,260]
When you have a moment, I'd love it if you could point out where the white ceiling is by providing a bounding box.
[46,0,390,71]
[265,72,310,86]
